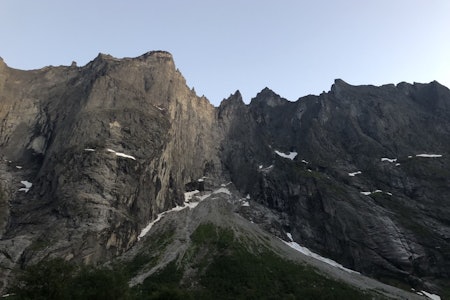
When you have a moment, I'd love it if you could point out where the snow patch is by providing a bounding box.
[19,180,32,193]
[241,201,250,207]
[140,189,216,241]
[184,190,199,202]
[420,290,441,300]
[213,187,231,195]
[381,158,397,163]
[416,154,443,158]
[275,150,298,160]
[259,165,274,172]
[395,163,400,166]
[84,148,95,152]
[284,233,359,274]
[361,190,390,196]
[301,159,309,164]
[348,171,362,177]
[139,185,238,241]
[287,233,294,241]
[106,148,136,160]
[15,166,22,169]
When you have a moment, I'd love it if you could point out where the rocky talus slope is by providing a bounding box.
[0,52,449,298]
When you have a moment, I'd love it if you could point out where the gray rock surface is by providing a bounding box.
[0,52,449,296]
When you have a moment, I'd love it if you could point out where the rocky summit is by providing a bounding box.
[0,51,449,299]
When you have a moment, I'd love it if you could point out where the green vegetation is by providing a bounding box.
[190,222,234,249]
[8,259,132,300]
[122,225,176,277]
[137,222,373,299]
[9,223,379,299]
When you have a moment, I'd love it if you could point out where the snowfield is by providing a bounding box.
[275,150,298,160]
[139,187,232,240]
[284,233,359,274]
[381,158,397,163]
[19,180,33,193]
[415,154,443,158]
[106,148,136,160]
[348,171,362,177]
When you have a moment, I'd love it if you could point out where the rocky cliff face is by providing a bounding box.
[0,52,449,296]
[219,80,450,293]
[0,51,221,290]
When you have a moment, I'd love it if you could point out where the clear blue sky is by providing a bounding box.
[1,0,449,105]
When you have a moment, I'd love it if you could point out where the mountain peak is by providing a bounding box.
[250,87,286,107]
[140,50,173,59]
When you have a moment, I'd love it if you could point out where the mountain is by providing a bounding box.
[0,52,448,299]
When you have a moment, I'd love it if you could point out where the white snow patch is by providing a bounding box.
[395,163,401,166]
[138,213,164,240]
[106,148,136,160]
[213,187,231,195]
[284,233,359,274]
[420,290,441,300]
[84,148,95,152]
[416,154,443,158]
[15,166,22,169]
[301,159,309,164]
[19,181,32,193]
[221,182,231,187]
[381,158,397,163]
[184,190,199,202]
[287,233,294,241]
[246,194,251,200]
[275,150,298,160]
[241,201,250,207]
[259,165,274,172]
[348,171,362,177]
[139,189,214,241]
[408,155,413,158]
[361,190,390,196]
[197,178,204,182]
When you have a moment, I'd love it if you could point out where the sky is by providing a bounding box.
[1,0,449,105]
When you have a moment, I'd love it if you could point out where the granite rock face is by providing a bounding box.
[219,80,450,292]
[0,52,449,294]
[0,51,221,289]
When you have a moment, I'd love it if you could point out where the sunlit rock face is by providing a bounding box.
[0,52,449,294]
[0,51,221,288]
